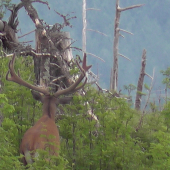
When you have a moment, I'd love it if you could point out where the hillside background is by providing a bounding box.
[7,0,170,103]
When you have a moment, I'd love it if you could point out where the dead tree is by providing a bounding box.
[0,1,75,90]
[136,68,155,132]
[0,1,100,127]
[82,0,106,63]
[110,0,144,91]
[135,49,146,110]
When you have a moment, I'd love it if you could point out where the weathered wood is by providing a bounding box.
[111,0,120,91]
[135,49,146,110]
[110,0,143,91]
[82,0,87,53]
[1,21,18,50]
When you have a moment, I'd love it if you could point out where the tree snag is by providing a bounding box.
[135,49,146,110]
[110,0,144,91]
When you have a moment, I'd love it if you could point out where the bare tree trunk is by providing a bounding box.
[82,0,87,54]
[135,49,146,110]
[110,0,143,91]
[111,0,121,91]
[136,68,155,131]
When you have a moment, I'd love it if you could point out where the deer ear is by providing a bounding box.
[31,90,43,102]
[58,96,73,104]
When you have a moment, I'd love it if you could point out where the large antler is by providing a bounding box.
[6,53,91,96]
[6,53,49,95]
[54,53,92,97]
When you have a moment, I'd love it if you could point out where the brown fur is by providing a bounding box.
[20,95,60,165]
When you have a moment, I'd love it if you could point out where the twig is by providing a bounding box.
[31,0,50,9]
[50,63,61,68]
[18,30,35,38]
[86,52,105,62]
[119,28,133,35]
[145,72,152,79]
[119,34,125,38]
[71,47,105,62]
[50,76,65,83]
[20,40,33,43]
[63,41,76,51]
[87,29,107,36]
[119,4,144,12]
[118,53,131,61]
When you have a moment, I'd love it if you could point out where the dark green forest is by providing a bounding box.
[1,0,170,169]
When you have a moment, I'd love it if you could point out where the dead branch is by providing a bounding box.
[119,34,125,38]
[31,0,50,9]
[20,40,33,44]
[8,2,24,29]
[119,4,144,12]
[18,29,35,38]
[145,72,153,79]
[86,52,105,62]
[54,10,76,29]
[87,29,107,36]
[118,53,131,61]
[142,68,155,113]
[119,28,133,35]
[70,47,105,62]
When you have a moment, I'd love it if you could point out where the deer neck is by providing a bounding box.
[42,97,56,120]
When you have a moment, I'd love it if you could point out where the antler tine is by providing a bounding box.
[6,54,49,95]
[6,54,21,82]
[72,77,87,93]
[82,53,92,72]
[54,53,91,97]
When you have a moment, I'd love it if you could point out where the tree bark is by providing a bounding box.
[135,49,146,110]
[82,0,87,54]
[111,0,120,91]
[110,0,144,92]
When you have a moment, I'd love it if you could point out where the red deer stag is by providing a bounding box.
[6,53,91,165]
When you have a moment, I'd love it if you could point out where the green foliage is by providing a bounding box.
[124,83,136,96]
[1,55,170,169]
[0,97,23,169]
[0,56,40,169]
[149,131,170,170]
[137,91,146,96]
[144,83,150,91]
[26,149,69,170]
[58,88,144,169]
[160,67,170,88]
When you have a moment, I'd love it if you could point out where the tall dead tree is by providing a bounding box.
[82,0,87,54]
[135,49,146,110]
[136,67,155,131]
[110,0,143,91]
[82,0,106,63]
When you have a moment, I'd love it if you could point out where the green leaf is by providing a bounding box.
[144,83,150,90]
